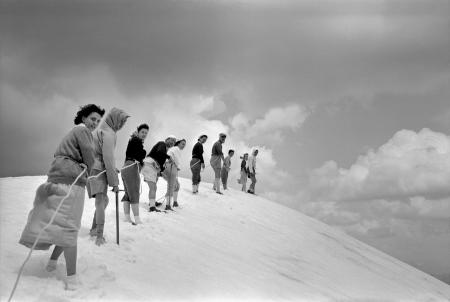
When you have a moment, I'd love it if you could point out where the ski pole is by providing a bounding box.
[115,190,120,245]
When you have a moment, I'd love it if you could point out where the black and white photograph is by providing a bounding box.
[1,0,449,301]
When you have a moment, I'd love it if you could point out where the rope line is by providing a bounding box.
[9,161,139,301]
[8,166,87,302]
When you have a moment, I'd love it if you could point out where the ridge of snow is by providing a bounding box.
[1,176,449,301]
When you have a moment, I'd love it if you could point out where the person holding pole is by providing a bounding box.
[19,104,104,290]
[87,107,129,246]
[210,133,226,194]
[121,123,148,225]
[190,134,207,193]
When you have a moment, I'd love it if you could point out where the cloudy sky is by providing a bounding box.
[1,0,449,281]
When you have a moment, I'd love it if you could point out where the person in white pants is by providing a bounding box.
[142,136,175,212]
[164,139,186,209]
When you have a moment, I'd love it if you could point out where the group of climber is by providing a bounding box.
[18,104,259,290]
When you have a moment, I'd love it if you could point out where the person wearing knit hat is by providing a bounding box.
[210,133,227,194]
[190,134,208,193]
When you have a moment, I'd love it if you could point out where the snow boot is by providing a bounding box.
[165,205,174,211]
[65,274,79,291]
[46,259,58,272]
[155,201,163,207]
[149,206,162,212]
[173,201,179,207]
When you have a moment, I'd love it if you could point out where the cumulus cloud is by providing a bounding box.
[289,128,450,277]
[229,104,310,145]
[308,128,450,202]
[0,60,300,197]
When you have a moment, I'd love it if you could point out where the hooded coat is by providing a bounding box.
[88,107,129,197]
[20,124,95,249]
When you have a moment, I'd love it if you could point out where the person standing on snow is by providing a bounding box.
[210,133,226,194]
[142,136,175,212]
[19,104,105,290]
[88,107,130,246]
[247,149,258,194]
[121,123,148,225]
[221,149,234,190]
[190,134,207,193]
[238,153,249,192]
[163,139,186,209]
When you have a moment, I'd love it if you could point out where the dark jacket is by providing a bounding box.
[148,141,170,172]
[240,159,249,173]
[125,135,146,165]
[192,141,204,164]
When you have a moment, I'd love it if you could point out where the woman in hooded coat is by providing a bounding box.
[121,124,148,224]
[87,107,129,246]
[19,104,105,290]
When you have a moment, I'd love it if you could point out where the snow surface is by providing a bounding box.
[1,176,449,302]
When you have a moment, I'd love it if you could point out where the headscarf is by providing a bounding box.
[104,107,130,132]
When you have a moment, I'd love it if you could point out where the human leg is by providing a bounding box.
[95,193,108,245]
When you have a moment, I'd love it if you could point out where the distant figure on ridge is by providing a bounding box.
[19,104,105,290]
[210,133,227,194]
[142,136,176,212]
[247,149,258,194]
[88,108,130,246]
[238,153,249,192]
[221,149,234,190]
[121,123,148,225]
[191,134,208,193]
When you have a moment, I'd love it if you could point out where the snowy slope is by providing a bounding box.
[1,176,449,302]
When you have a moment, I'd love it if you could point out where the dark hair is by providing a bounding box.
[74,104,105,125]
[198,134,208,141]
[175,139,186,146]
[228,149,235,154]
[137,123,149,132]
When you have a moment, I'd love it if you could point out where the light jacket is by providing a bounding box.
[223,156,231,171]
[47,124,95,187]
[167,146,183,170]
[91,107,129,186]
[247,155,257,174]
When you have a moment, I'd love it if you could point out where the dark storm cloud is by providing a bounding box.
[1,0,448,108]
